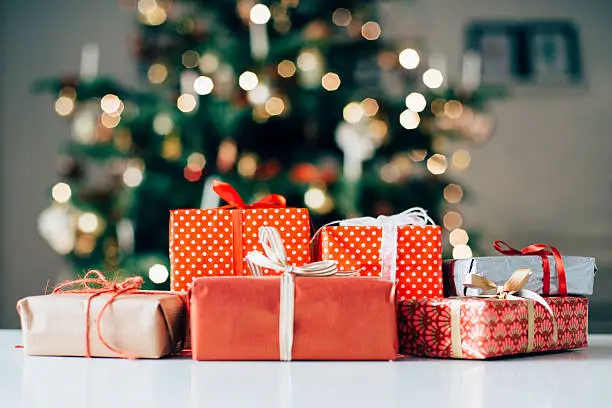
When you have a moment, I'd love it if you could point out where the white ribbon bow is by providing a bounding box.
[315,207,436,283]
[246,227,345,361]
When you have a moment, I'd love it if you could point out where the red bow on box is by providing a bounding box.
[213,180,286,209]
[493,240,567,296]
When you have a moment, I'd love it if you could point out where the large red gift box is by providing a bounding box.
[190,276,398,361]
[169,182,310,291]
[398,296,588,359]
[316,209,443,301]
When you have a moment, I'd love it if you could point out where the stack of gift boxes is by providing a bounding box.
[17,182,597,361]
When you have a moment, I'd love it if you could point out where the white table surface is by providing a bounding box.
[3,329,612,408]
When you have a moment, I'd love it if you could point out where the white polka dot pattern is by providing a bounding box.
[169,208,311,292]
[318,225,443,300]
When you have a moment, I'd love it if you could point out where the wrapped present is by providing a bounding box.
[17,271,187,359]
[315,208,443,301]
[170,181,310,291]
[444,240,597,297]
[399,269,588,359]
[190,227,398,361]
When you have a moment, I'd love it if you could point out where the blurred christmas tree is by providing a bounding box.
[36,0,500,288]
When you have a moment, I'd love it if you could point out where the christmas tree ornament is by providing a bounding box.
[71,103,98,144]
[37,204,76,255]
[335,119,381,181]
[116,218,135,254]
[297,48,324,89]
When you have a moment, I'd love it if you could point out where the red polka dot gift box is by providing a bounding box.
[169,182,310,292]
[315,208,443,301]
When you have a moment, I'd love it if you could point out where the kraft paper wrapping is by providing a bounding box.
[190,276,398,361]
[443,256,597,297]
[17,292,187,358]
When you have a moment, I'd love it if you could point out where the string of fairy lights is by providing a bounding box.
[40,1,494,286]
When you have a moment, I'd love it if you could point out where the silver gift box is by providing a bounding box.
[443,255,597,296]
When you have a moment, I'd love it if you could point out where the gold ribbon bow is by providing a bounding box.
[246,227,358,361]
[450,268,557,358]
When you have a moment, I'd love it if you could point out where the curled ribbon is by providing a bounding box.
[53,271,154,359]
[314,207,436,282]
[246,227,357,361]
[450,268,557,358]
[494,240,567,296]
[213,180,286,209]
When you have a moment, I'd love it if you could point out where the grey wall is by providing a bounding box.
[0,0,138,327]
[424,0,612,330]
[1,0,611,328]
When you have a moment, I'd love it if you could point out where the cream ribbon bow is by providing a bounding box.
[449,268,557,358]
[314,207,436,282]
[246,227,352,361]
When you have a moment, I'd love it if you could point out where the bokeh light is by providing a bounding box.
[343,102,364,124]
[444,100,463,119]
[100,94,121,114]
[297,51,317,71]
[453,244,473,259]
[405,92,427,112]
[123,166,144,187]
[399,109,420,129]
[177,94,197,112]
[51,182,72,203]
[332,8,352,27]
[55,96,75,116]
[247,84,270,105]
[239,71,259,91]
[278,60,297,78]
[237,154,258,177]
[187,152,207,169]
[194,76,214,95]
[361,98,379,116]
[321,72,341,91]
[250,4,271,24]
[181,50,200,68]
[399,48,420,69]
[78,212,99,234]
[409,149,427,162]
[452,149,472,170]
[147,63,168,84]
[361,21,381,40]
[444,183,464,203]
[199,53,219,74]
[443,211,463,230]
[153,113,173,135]
[449,228,469,247]
[426,154,448,175]
[264,97,285,116]
[423,68,444,88]
[149,264,169,284]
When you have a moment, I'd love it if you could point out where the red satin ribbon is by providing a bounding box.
[53,271,147,359]
[213,180,286,209]
[212,180,286,275]
[493,240,567,296]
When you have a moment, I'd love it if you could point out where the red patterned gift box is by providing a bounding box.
[169,181,310,291]
[398,270,588,359]
[316,208,443,301]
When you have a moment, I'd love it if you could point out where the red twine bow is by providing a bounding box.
[493,240,567,296]
[213,180,286,209]
[52,270,144,359]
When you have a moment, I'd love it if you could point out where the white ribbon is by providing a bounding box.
[315,207,436,283]
[246,227,344,361]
